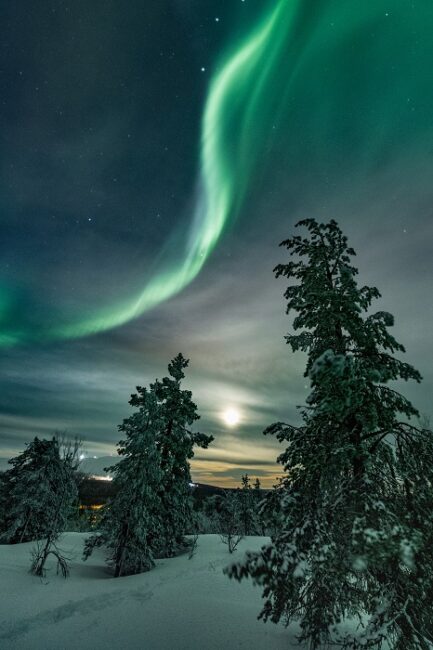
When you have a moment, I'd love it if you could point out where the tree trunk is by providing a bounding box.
[114,521,129,577]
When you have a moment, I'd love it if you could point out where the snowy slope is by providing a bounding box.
[0,534,294,650]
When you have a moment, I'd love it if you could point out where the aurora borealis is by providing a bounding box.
[1,1,433,485]
[0,0,287,346]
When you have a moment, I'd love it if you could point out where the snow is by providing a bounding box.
[0,534,294,649]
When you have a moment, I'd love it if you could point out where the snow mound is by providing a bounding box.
[0,534,293,650]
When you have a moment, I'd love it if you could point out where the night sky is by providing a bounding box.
[1,0,432,486]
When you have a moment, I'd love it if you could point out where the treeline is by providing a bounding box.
[75,475,270,539]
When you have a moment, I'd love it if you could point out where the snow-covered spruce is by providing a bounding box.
[217,490,243,553]
[251,477,268,536]
[226,219,433,649]
[84,354,213,576]
[239,474,256,536]
[0,436,80,577]
[0,437,79,546]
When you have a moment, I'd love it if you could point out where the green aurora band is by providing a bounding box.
[1,0,291,347]
[2,0,433,346]
[53,0,292,341]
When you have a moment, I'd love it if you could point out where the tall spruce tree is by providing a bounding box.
[84,354,213,576]
[84,388,165,576]
[227,219,433,649]
[152,353,213,555]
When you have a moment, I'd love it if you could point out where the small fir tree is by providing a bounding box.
[0,437,78,549]
[239,474,255,536]
[252,477,267,536]
[260,483,283,538]
[199,495,222,533]
[84,354,213,576]
[218,490,243,553]
[227,219,433,649]
[30,438,80,577]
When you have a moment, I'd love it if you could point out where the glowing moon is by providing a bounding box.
[222,407,241,427]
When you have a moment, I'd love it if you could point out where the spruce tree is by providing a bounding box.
[218,490,243,553]
[84,388,165,576]
[0,437,78,547]
[84,354,213,575]
[227,219,433,648]
[30,438,80,577]
[253,477,267,536]
[152,353,213,556]
[239,474,255,536]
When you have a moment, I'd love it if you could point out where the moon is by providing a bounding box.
[222,407,241,427]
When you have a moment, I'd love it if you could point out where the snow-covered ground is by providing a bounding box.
[0,534,294,650]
